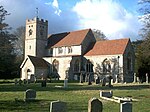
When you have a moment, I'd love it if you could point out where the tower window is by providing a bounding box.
[29,29,33,36]
[29,45,31,49]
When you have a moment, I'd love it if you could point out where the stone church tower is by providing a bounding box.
[24,17,48,58]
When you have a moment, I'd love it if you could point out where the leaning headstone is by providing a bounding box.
[64,79,68,88]
[50,100,66,112]
[146,73,149,83]
[88,98,103,112]
[120,102,132,112]
[100,91,113,98]
[41,80,46,87]
[101,77,106,86]
[25,89,36,101]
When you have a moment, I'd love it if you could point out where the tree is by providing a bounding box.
[92,29,107,41]
[0,6,17,79]
[138,0,150,39]
[13,26,25,57]
[136,0,150,81]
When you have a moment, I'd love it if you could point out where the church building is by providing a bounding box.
[20,17,135,83]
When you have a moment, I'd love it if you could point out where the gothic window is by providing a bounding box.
[68,47,72,54]
[86,60,93,72]
[74,60,80,72]
[102,59,111,73]
[52,59,59,73]
[29,29,33,36]
[58,47,63,54]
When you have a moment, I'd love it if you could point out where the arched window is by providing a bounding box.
[102,58,111,73]
[86,60,93,72]
[74,60,80,72]
[52,59,59,72]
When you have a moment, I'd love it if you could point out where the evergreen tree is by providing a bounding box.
[0,6,16,79]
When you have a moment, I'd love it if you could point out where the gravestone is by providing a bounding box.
[64,79,68,88]
[146,73,149,83]
[100,91,113,98]
[108,76,113,87]
[120,102,132,112]
[30,74,35,83]
[25,89,36,101]
[136,77,140,83]
[133,73,137,83]
[41,80,46,87]
[88,98,103,112]
[50,100,66,112]
[111,79,113,85]
[115,75,118,83]
[101,77,106,86]
[96,77,100,84]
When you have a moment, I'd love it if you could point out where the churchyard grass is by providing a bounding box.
[0,81,150,112]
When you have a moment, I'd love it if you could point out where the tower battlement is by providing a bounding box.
[26,17,48,24]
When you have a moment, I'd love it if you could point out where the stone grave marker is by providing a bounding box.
[25,89,36,101]
[41,80,46,87]
[50,100,66,112]
[88,98,103,112]
[101,77,106,86]
[133,73,137,83]
[115,75,118,83]
[146,73,149,83]
[100,91,113,98]
[108,76,113,87]
[64,79,68,88]
[96,77,100,84]
[120,102,132,112]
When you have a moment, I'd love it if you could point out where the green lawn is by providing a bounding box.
[0,81,150,112]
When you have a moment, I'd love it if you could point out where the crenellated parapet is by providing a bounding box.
[26,17,48,25]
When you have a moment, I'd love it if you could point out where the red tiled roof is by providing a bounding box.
[47,29,91,48]
[85,38,130,56]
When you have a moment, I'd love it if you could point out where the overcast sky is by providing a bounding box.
[0,0,141,41]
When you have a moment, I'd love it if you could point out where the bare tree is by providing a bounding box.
[92,29,107,41]
[13,26,25,57]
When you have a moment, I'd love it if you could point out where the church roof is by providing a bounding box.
[28,56,49,68]
[47,29,91,48]
[85,38,130,56]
